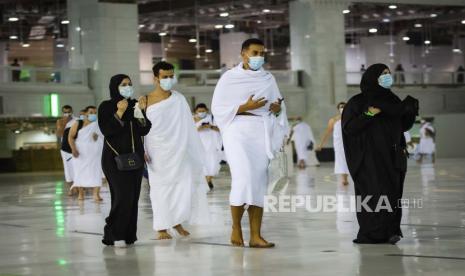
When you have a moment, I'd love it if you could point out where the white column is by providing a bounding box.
[219,32,252,68]
[67,0,140,103]
[290,0,348,139]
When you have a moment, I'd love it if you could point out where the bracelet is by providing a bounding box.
[364,111,375,117]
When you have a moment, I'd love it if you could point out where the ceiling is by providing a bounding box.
[0,0,464,51]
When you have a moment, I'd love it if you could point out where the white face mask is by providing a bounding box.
[197,112,207,119]
[119,85,134,99]
[159,77,175,91]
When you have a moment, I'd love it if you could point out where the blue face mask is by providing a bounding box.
[159,78,175,91]
[248,56,265,71]
[87,114,97,122]
[119,85,134,99]
[79,115,86,120]
[378,74,393,89]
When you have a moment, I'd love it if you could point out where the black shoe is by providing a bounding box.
[388,235,401,245]
[208,182,214,191]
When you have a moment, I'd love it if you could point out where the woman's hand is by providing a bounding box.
[368,106,381,115]
[116,99,128,119]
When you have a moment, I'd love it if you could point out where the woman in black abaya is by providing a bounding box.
[342,64,418,244]
[99,74,151,247]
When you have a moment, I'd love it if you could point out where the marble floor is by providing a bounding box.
[1,159,465,276]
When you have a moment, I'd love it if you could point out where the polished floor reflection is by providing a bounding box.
[1,159,465,275]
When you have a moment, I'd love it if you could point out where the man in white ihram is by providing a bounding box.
[141,61,210,240]
[212,38,289,248]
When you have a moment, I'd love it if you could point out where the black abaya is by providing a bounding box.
[342,64,418,244]
[98,74,151,245]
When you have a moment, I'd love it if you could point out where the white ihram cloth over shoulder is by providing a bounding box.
[145,91,210,231]
[195,114,222,176]
[61,118,77,182]
[292,121,319,166]
[212,63,289,207]
[71,121,103,188]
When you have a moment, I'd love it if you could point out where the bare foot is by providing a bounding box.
[249,236,275,248]
[156,230,173,240]
[342,180,349,186]
[173,224,190,236]
[94,196,103,202]
[230,226,244,247]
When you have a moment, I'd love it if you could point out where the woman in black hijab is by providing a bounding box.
[99,74,151,247]
[342,64,418,244]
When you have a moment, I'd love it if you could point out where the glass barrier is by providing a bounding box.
[0,66,88,86]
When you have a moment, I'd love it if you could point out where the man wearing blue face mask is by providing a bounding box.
[68,105,104,202]
[212,38,289,248]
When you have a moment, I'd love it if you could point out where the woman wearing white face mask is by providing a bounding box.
[193,103,222,190]
[98,74,152,247]
[316,102,350,185]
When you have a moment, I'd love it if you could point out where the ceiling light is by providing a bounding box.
[225,24,234,29]
[462,20,465,24]
[188,38,197,43]
[8,17,19,22]
[56,43,65,48]
[139,24,145,28]
[373,13,380,18]
[14,130,21,134]
[402,36,410,41]
[257,20,262,24]
[205,49,213,53]
[22,43,30,47]
[159,32,167,36]
[452,48,461,53]
[61,20,70,24]
[342,10,350,14]
[9,35,18,39]
[388,5,397,9]
[262,9,271,13]
[414,23,422,28]
[75,26,81,31]
[382,18,390,22]
[214,24,223,29]
[368,28,378,33]
[430,13,437,18]
[424,40,431,45]
[70,46,75,51]
[220,12,229,17]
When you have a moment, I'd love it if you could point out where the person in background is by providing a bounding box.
[316,102,350,185]
[394,64,405,84]
[56,105,77,194]
[290,117,319,169]
[360,64,366,72]
[193,103,222,191]
[342,63,418,245]
[11,58,20,82]
[68,106,104,202]
[416,119,436,164]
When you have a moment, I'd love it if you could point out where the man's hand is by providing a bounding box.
[92,133,98,141]
[144,153,151,163]
[368,106,381,115]
[72,149,79,158]
[269,98,283,114]
[244,95,268,111]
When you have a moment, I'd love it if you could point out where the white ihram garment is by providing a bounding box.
[61,118,77,182]
[418,123,436,154]
[292,121,319,166]
[333,120,349,175]
[145,91,210,231]
[195,114,222,176]
[212,63,289,207]
[71,122,103,188]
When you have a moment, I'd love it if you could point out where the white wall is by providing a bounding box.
[219,32,251,68]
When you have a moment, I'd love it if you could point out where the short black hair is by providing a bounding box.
[241,38,265,51]
[195,103,208,111]
[85,105,97,112]
[62,105,72,111]
[152,61,174,77]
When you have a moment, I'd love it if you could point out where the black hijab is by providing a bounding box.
[108,74,136,121]
[360,63,401,116]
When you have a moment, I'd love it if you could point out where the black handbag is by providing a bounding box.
[307,141,314,151]
[105,121,143,171]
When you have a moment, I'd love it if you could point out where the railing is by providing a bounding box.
[347,71,465,86]
[140,69,299,86]
[0,66,88,86]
